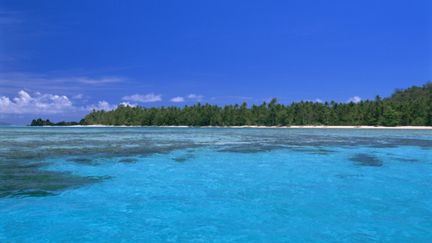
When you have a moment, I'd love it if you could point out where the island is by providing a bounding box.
[31,82,431,127]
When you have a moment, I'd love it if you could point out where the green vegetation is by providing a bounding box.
[30,119,84,126]
[32,83,432,127]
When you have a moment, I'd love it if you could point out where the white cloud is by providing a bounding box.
[170,96,185,103]
[118,102,137,107]
[314,98,323,103]
[187,94,204,101]
[86,101,139,111]
[0,90,73,114]
[0,90,141,115]
[86,101,116,111]
[122,93,162,103]
[347,96,362,103]
[168,94,204,103]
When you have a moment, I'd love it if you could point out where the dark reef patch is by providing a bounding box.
[119,158,138,163]
[0,161,107,198]
[172,153,195,162]
[0,130,204,198]
[392,157,420,163]
[212,132,432,154]
[289,147,335,155]
[0,140,202,162]
[232,133,432,149]
[335,174,364,179]
[1,127,430,198]
[350,154,383,167]
[218,144,286,153]
[69,157,96,165]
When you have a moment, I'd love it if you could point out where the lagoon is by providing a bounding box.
[0,127,431,242]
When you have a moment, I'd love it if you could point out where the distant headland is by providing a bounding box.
[31,82,432,127]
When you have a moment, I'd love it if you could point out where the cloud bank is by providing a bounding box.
[0,89,206,116]
[0,90,73,114]
[0,90,127,115]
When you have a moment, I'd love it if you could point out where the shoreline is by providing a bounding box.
[36,125,432,130]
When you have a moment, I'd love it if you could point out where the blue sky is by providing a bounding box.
[0,0,431,124]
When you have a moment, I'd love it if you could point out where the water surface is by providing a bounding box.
[0,127,431,242]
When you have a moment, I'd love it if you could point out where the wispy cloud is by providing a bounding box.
[187,94,204,101]
[170,96,185,103]
[169,94,204,103]
[0,72,127,94]
[75,76,124,85]
[347,96,362,103]
[122,93,162,103]
[0,9,24,25]
[72,94,84,99]
[210,96,253,101]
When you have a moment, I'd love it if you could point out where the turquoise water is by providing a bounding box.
[0,127,431,242]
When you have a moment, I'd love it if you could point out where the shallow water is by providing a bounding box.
[0,127,431,242]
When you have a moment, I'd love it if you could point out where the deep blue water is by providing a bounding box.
[0,127,431,242]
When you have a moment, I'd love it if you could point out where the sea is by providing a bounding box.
[0,127,431,242]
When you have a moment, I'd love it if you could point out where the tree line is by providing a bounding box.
[32,82,432,127]
[30,119,82,126]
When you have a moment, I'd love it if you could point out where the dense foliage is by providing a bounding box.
[31,119,83,126]
[33,83,432,126]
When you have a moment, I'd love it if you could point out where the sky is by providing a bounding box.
[0,0,431,124]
